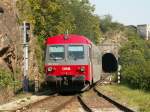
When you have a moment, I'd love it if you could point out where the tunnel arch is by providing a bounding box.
[0,7,4,14]
[102,53,118,73]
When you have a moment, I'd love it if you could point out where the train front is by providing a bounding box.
[44,34,92,90]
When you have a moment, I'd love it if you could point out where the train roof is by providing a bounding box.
[45,34,92,45]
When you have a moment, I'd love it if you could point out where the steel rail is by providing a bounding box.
[75,80,102,112]
[93,87,135,112]
[77,95,93,112]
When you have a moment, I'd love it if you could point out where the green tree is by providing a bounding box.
[16,0,102,44]
[100,15,124,33]
[119,28,150,90]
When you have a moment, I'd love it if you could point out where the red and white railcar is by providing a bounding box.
[44,34,101,90]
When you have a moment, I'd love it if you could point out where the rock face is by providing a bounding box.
[0,0,42,88]
[0,1,21,103]
[0,0,22,72]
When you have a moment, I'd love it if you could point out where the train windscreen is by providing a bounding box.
[68,45,84,60]
[48,45,64,60]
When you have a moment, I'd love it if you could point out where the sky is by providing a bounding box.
[89,0,150,25]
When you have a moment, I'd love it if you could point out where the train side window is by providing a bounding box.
[68,45,84,60]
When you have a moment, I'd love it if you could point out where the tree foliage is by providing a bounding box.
[119,28,150,90]
[100,15,124,33]
[16,0,102,44]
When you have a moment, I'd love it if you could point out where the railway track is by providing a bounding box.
[77,95,93,112]
[77,88,135,112]
[27,96,76,112]
[77,90,121,112]
[10,81,135,112]
[14,90,57,112]
[19,91,77,112]
[93,87,135,112]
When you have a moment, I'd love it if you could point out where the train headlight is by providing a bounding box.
[80,67,85,72]
[47,67,53,72]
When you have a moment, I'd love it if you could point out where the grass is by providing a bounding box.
[97,84,150,112]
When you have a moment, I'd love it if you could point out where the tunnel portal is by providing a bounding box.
[102,53,118,73]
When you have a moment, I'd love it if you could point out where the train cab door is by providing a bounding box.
[88,45,93,85]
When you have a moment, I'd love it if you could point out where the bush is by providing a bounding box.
[35,38,45,78]
[0,69,13,87]
[119,29,150,90]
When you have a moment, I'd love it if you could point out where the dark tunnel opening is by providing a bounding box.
[102,53,118,73]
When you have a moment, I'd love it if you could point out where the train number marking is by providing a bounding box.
[62,67,71,71]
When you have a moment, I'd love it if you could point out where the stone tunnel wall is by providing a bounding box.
[98,41,119,75]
